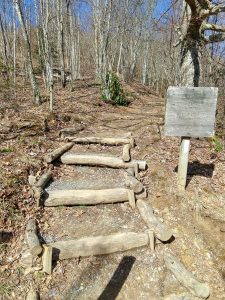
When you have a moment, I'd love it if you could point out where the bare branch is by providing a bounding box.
[210,4,225,15]
[196,0,211,9]
[202,23,225,32]
[204,32,225,43]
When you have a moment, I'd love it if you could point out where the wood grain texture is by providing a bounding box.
[164,253,210,298]
[137,199,173,241]
[165,87,218,137]
[44,142,74,163]
[45,188,130,206]
[35,170,52,188]
[64,136,133,146]
[42,245,52,275]
[25,219,42,256]
[122,144,131,162]
[60,152,147,170]
[49,232,149,260]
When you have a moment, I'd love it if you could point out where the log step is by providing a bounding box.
[48,231,150,260]
[45,188,133,207]
[64,136,134,147]
[60,152,147,171]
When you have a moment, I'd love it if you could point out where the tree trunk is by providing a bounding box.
[180,2,201,87]
[14,0,40,105]
[180,39,200,87]
[57,0,66,88]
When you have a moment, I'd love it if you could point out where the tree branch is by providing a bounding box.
[204,32,225,43]
[196,0,211,9]
[211,4,225,15]
[202,23,225,32]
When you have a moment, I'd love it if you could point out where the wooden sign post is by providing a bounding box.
[165,87,218,191]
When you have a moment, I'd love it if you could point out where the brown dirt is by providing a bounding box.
[0,77,225,299]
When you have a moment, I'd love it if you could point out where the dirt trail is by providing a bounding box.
[40,86,225,299]
[1,79,225,299]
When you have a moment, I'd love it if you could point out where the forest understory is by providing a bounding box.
[0,77,225,299]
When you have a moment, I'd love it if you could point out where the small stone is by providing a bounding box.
[28,175,37,186]
[20,249,33,268]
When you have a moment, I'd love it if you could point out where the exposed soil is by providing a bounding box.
[0,77,225,299]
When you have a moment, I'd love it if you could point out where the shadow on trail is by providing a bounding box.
[0,231,12,243]
[98,256,136,300]
[174,160,214,187]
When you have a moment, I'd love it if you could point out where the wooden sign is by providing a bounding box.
[164,87,218,192]
[165,87,218,137]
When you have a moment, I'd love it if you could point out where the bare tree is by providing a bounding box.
[57,0,66,88]
[14,0,41,104]
[37,0,54,111]
[180,0,225,86]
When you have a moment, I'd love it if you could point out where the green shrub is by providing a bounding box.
[101,72,129,106]
[0,147,14,153]
[211,136,223,152]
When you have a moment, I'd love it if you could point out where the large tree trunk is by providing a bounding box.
[39,0,54,112]
[57,0,66,88]
[14,0,41,105]
[180,39,200,87]
[180,2,201,87]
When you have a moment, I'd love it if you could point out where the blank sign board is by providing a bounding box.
[165,87,218,137]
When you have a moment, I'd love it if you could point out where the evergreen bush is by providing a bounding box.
[101,72,129,106]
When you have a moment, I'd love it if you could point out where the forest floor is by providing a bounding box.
[0,77,225,300]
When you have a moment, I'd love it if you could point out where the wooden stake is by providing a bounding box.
[125,172,143,193]
[147,230,155,252]
[127,189,136,209]
[42,245,52,275]
[122,144,131,162]
[177,137,190,191]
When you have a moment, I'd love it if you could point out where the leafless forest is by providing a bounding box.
[0,0,224,122]
[1,1,225,299]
